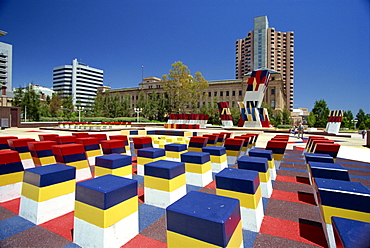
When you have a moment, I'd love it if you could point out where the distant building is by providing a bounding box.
[0,42,13,97]
[236,15,294,110]
[53,59,103,107]
[100,70,287,113]
[291,107,309,125]
[33,85,54,101]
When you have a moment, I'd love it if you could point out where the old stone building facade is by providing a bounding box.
[99,69,287,113]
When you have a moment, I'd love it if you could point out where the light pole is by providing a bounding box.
[352,119,358,130]
[134,108,143,123]
[77,107,84,122]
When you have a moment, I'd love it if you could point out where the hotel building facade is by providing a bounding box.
[235,16,294,110]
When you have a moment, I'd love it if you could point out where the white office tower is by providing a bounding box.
[53,59,103,107]
[0,41,13,97]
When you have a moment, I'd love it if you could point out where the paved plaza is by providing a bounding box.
[0,127,369,247]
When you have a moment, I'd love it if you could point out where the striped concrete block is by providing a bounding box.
[202,146,228,173]
[237,156,272,198]
[137,148,165,176]
[165,143,188,162]
[0,150,24,202]
[216,168,263,232]
[8,138,36,169]
[74,175,138,248]
[166,191,243,248]
[27,141,57,167]
[52,144,92,182]
[248,148,276,180]
[181,151,212,187]
[95,154,132,179]
[144,160,186,208]
[19,163,76,224]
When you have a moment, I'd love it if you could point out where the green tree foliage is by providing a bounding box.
[282,108,291,125]
[307,111,316,127]
[200,101,221,125]
[13,84,42,121]
[356,109,367,129]
[162,61,208,114]
[230,106,241,126]
[61,95,74,120]
[342,110,354,129]
[311,99,330,127]
[91,92,131,118]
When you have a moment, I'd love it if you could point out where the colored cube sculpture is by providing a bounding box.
[166,191,243,248]
[202,146,228,173]
[19,163,76,224]
[74,175,138,248]
[95,154,132,179]
[216,168,263,231]
[181,151,212,187]
[0,150,24,202]
[237,156,272,198]
[137,148,165,176]
[144,160,186,208]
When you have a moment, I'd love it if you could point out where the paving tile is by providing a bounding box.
[0,216,34,240]
[265,198,321,223]
[1,225,71,248]
[273,180,314,194]
[254,233,321,248]
[140,215,166,243]
[0,206,16,222]
[139,204,165,232]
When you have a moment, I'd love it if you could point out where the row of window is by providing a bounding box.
[207,90,243,97]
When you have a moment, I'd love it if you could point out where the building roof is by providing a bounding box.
[244,67,280,76]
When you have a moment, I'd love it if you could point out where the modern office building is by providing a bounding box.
[236,15,294,110]
[53,59,103,107]
[0,39,13,99]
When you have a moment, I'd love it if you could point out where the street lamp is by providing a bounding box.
[76,107,84,122]
[134,108,143,123]
[352,119,358,130]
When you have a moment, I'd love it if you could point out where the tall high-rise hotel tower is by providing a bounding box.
[236,16,294,110]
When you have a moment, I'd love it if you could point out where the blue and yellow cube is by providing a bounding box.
[19,163,76,224]
[95,154,132,178]
[137,148,165,176]
[165,143,188,162]
[202,146,227,173]
[144,160,186,208]
[74,175,138,248]
[166,191,243,248]
[181,151,212,187]
[216,168,263,231]
[237,156,272,198]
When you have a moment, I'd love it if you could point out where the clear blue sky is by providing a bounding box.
[1,0,369,114]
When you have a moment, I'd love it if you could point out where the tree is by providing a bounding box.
[49,93,62,117]
[282,108,291,125]
[162,61,208,114]
[356,109,367,129]
[307,111,316,127]
[342,110,354,129]
[311,99,330,127]
[13,84,42,121]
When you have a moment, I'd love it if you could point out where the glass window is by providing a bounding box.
[208,92,211,97]
[214,91,217,96]
[271,100,275,108]
[232,91,235,96]
[239,90,242,96]
[226,91,229,96]
[271,89,275,95]
[220,91,223,96]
